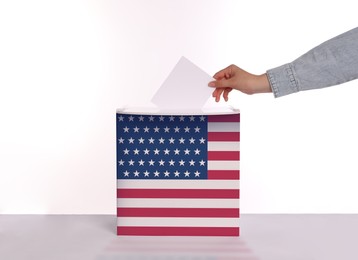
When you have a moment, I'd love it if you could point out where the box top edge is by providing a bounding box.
[116,107,240,115]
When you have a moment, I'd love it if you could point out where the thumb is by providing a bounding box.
[208,78,234,89]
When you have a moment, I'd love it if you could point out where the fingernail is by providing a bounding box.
[208,82,215,87]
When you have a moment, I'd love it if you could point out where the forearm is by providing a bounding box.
[267,27,358,97]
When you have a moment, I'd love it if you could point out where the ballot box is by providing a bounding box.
[116,108,240,236]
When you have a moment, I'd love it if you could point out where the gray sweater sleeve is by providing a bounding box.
[267,27,358,98]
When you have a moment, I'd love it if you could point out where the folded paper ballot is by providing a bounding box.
[151,56,216,111]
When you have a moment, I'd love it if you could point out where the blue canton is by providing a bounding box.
[117,114,208,179]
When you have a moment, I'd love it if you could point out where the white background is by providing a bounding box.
[0,0,357,214]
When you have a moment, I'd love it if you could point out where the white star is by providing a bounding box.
[199,116,205,121]
[128,159,135,166]
[169,116,175,121]
[159,160,165,166]
[144,126,150,132]
[189,116,195,121]
[174,127,180,133]
[138,137,145,144]
[118,115,124,121]
[148,138,155,144]
[123,149,130,155]
[194,126,200,133]
[138,159,145,166]
[144,170,150,177]
[189,138,195,144]
[199,160,205,166]
[123,127,129,133]
[184,171,190,177]
[123,170,130,177]
[154,171,160,177]
[194,149,200,155]
[138,115,144,121]
[149,116,155,121]
[179,160,185,166]
[179,138,185,144]
[154,126,160,133]
[128,137,135,144]
[199,138,206,144]
[159,137,165,144]
[133,170,140,177]
[149,160,155,166]
[118,138,124,144]
[174,149,180,155]
[184,126,190,133]
[169,137,175,144]
[128,115,134,121]
[179,116,185,121]
[164,171,170,177]
[133,149,139,155]
[143,149,150,155]
[164,149,170,155]
[174,171,180,177]
[159,116,165,121]
[169,159,175,166]
[189,159,195,166]
[118,160,124,166]
[164,127,170,133]
[154,149,160,155]
[184,149,190,155]
[194,171,200,177]
[133,126,139,132]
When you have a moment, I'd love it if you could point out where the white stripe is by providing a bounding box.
[117,217,238,227]
[208,161,240,170]
[208,141,240,151]
[117,198,240,208]
[208,122,240,132]
[117,180,240,189]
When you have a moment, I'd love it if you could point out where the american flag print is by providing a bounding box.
[116,113,240,236]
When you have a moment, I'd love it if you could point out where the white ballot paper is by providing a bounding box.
[151,57,214,110]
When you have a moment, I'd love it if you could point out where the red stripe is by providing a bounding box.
[208,132,240,141]
[117,189,239,198]
[117,208,240,217]
[208,170,240,179]
[117,226,240,236]
[208,151,240,160]
[208,114,240,122]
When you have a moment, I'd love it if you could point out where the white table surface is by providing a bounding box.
[1,214,358,260]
